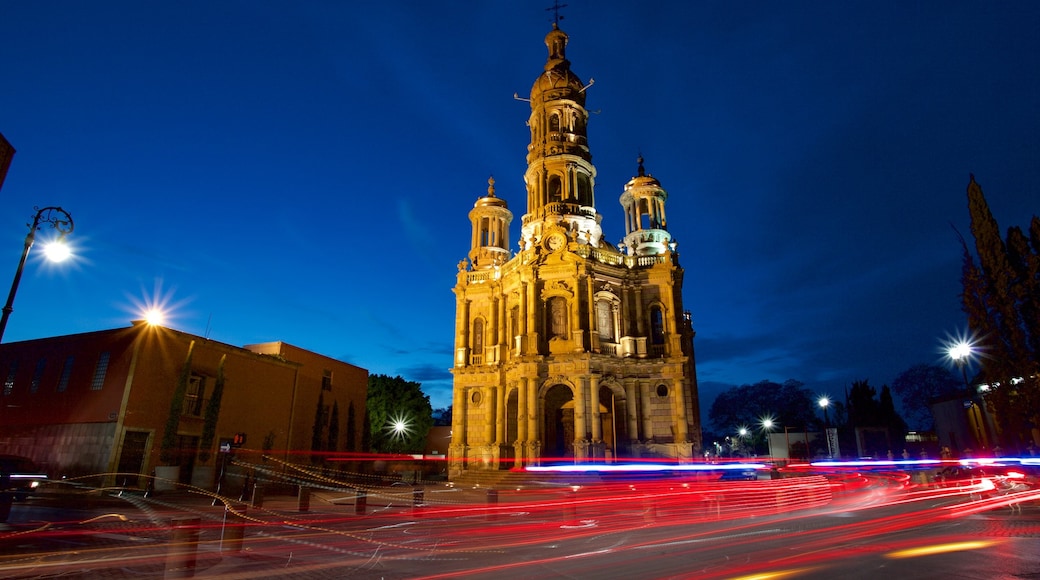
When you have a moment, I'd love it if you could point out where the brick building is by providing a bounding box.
[0,321,367,488]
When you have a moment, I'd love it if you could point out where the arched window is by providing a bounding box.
[549,112,560,132]
[473,319,484,355]
[577,174,592,206]
[650,306,665,345]
[548,175,563,203]
[596,300,614,341]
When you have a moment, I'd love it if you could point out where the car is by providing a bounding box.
[0,454,48,500]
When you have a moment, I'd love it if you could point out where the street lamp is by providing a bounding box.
[945,337,986,449]
[0,206,74,343]
[818,396,833,458]
[946,340,975,393]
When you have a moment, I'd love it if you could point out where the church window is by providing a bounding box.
[577,174,592,206]
[549,113,560,132]
[656,384,669,397]
[473,319,485,354]
[30,358,45,394]
[596,300,614,341]
[650,307,665,345]
[548,175,563,203]
[322,369,333,392]
[2,360,17,396]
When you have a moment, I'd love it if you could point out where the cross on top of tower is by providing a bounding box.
[546,1,567,26]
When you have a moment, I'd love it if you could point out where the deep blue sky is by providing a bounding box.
[2,2,1038,426]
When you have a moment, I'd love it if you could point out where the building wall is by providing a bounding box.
[0,323,368,488]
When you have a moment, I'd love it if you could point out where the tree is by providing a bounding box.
[160,340,195,465]
[878,385,908,442]
[432,406,453,427]
[367,374,433,454]
[890,363,961,431]
[197,354,227,463]
[960,177,1040,448]
[345,400,357,452]
[708,380,819,435]
[846,380,879,428]
[327,400,340,452]
[311,390,328,463]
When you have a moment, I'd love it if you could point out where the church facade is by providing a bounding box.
[449,23,701,475]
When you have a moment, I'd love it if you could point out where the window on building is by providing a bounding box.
[90,352,110,391]
[473,319,484,355]
[321,370,332,392]
[650,307,665,345]
[596,300,614,341]
[30,358,46,394]
[184,375,206,416]
[57,356,73,392]
[3,361,17,396]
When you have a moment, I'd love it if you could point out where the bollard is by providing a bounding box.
[355,489,367,515]
[251,484,264,509]
[298,486,311,512]
[564,490,577,521]
[486,488,498,521]
[220,505,245,553]
[165,517,200,579]
[412,486,424,511]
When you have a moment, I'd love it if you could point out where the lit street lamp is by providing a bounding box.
[818,396,833,458]
[0,206,74,343]
[945,337,986,449]
[946,340,975,393]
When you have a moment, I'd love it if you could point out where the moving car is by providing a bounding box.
[0,454,48,500]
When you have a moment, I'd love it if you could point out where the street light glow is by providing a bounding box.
[818,396,830,409]
[947,341,973,362]
[42,240,72,263]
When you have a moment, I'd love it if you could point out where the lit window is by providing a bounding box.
[30,358,46,394]
[57,356,73,392]
[90,352,110,391]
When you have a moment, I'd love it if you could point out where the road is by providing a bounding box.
[1,472,1038,579]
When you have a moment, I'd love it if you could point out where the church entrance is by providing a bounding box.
[543,384,574,460]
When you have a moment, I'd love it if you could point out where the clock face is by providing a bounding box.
[547,233,565,250]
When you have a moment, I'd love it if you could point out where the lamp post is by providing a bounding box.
[0,206,74,343]
[818,396,833,458]
[946,340,974,393]
[760,418,775,458]
[946,339,985,449]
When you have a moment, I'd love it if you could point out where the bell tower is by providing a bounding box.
[520,23,603,251]
[450,19,701,478]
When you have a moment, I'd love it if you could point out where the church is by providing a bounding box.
[449,21,701,476]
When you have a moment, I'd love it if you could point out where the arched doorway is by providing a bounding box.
[543,384,574,460]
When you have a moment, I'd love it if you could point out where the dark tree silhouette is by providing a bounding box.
[367,374,433,454]
[890,364,961,431]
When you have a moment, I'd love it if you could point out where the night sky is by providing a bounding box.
[2,2,1038,426]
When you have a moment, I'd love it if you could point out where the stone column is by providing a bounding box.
[527,378,538,459]
[590,375,601,443]
[625,380,639,442]
[640,381,653,441]
[634,286,644,336]
[574,378,586,454]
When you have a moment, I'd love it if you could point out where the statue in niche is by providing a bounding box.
[550,297,568,338]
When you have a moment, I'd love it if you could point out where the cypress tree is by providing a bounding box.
[327,400,340,452]
[197,354,226,463]
[962,176,1040,448]
[345,401,357,452]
